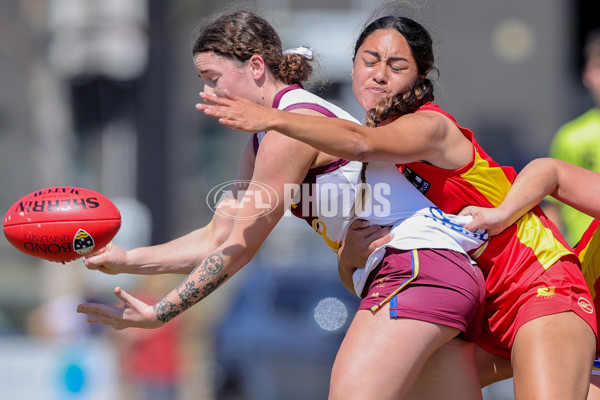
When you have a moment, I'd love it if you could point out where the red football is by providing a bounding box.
[3,186,121,263]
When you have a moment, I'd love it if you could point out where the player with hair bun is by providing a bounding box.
[77,8,493,399]
[197,12,598,400]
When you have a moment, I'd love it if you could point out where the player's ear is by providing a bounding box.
[248,55,266,81]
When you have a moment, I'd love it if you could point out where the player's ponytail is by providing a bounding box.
[279,46,314,84]
[365,77,434,127]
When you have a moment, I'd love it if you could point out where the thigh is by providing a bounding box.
[480,255,598,359]
[330,305,461,400]
[407,339,483,400]
[511,311,596,400]
[589,375,600,400]
[474,344,513,387]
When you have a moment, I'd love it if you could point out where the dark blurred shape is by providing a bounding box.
[135,0,170,245]
[0,308,15,336]
[47,0,149,81]
[212,263,360,400]
[574,0,600,71]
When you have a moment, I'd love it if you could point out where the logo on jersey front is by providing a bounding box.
[206,180,279,220]
[578,297,594,314]
[403,166,431,194]
[536,287,555,298]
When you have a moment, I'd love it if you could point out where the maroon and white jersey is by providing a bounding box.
[255,85,487,295]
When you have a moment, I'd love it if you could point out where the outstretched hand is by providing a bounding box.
[459,205,513,236]
[196,90,274,133]
[77,287,162,330]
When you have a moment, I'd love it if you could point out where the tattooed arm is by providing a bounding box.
[77,126,321,329]
[153,251,229,324]
[76,250,232,329]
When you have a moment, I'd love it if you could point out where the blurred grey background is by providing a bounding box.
[0,0,598,399]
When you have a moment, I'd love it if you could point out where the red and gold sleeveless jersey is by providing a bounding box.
[575,219,600,328]
[398,104,575,301]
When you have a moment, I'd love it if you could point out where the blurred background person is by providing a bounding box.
[546,29,600,245]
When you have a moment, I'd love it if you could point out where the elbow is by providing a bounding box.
[530,157,556,168]
[353,147,371,163]
[535,158,560,189]
[221,242,257,273]
[348,137,375,162]
[211,224,231,249]
[529,157,558,172]
[236,245,256,269]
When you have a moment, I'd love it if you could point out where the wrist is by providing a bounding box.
[338,260,357,274]
[119,248,143,274]
[120,250,133,273]
[495,204,521,229]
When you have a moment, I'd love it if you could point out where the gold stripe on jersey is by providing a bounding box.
[461,151,571,270]
[579,228,600,299]
[515,212,574,270]
[469,241,488,259]
[460,151,513,207]
[312,219,341,252]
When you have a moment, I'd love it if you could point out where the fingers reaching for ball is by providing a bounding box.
[83,242,127,275]
[77,287,163,330]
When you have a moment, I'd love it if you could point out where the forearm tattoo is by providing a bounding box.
[154,251,229,324]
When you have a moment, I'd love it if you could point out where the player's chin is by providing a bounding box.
[359,96,381,113]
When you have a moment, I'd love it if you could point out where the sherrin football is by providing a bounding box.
[3,186,121,263]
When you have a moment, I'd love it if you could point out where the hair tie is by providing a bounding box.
[282,46,314,60]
